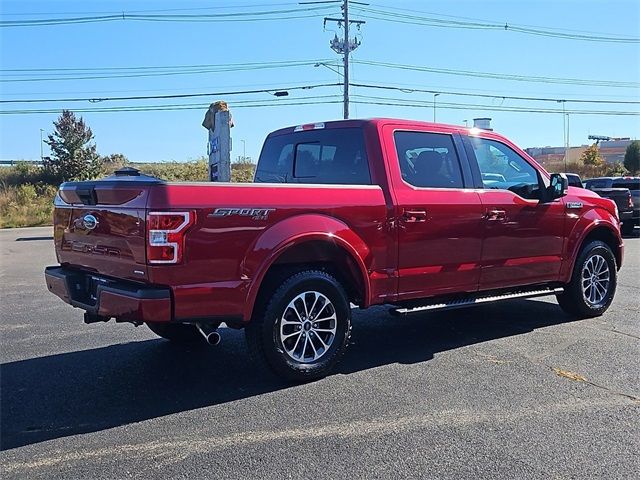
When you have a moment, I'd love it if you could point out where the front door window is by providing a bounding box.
[468,137,541,200]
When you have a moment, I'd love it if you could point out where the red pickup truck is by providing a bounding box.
[45,118,623,381]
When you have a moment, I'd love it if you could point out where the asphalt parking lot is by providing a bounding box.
[1,226,638,479]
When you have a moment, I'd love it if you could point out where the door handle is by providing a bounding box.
[402,209,427,223]
[485,209,506,221]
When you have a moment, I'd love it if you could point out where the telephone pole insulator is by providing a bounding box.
[323,0,366,119]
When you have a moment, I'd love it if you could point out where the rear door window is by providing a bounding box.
[393,131,464,188]
[255,128,371,185]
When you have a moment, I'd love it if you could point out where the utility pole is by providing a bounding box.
[39,129,44,161]
[566,113,570,169]
[343,0,349,120]
[322,0,366,119]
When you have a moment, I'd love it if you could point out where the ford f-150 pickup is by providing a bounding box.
[45,118,624,381]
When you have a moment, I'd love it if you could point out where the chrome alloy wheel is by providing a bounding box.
[581,254,610,306]
[279,291,337,363]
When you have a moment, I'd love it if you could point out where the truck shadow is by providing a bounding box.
[1,299,576,450]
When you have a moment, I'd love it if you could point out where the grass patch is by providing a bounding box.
[0,184,58,228]
[0,160,255,228]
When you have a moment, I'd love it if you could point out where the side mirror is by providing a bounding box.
[544,173,568,202]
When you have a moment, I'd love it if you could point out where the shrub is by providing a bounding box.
[0,183,56,228]
[137,160,209,182]
[15,184,37,204]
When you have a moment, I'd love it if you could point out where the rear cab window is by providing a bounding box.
[585,179,610,190]
[255,128,371,185]
[611,179,640,191]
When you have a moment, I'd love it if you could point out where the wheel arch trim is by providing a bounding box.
[241,214,371,321]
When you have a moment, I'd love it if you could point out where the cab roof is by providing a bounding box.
[268,118,475,138]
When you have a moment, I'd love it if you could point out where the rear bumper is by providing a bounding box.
[45,266,172,323]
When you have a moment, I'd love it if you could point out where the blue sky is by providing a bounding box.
[1,0,639,163]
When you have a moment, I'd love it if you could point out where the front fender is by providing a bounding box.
[560,206,623,282]
[241,214,371,321]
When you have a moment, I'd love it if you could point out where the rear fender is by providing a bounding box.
[241,214,371,321]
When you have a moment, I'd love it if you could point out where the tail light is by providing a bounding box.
[147,211,195,264]
[628,193,634,209]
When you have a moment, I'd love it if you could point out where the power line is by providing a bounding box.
[0,2,303,16]
[0,97,344,115]
[1,59,332,73]
[351,5,640,43]
[1,94,638,116]
[3,57,634,90]
[0,83,342,104]
[3,81,638,106]
[0,60,334,83]
[352,60,640,89]
[0,79,336,97]
[0,5,335,27]
[349,95,639,116]
[349,83,640,105]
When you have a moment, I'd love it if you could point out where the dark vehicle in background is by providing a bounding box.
[565,173,583,188]
[584,177,639,235]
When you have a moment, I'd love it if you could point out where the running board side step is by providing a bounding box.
[391,287,564,316]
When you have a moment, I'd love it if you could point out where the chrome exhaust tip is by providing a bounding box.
[196,323,221,346]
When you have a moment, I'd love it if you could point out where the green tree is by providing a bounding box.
[43,110,103,181]
[624,140,640,174]
[580,143,605,168]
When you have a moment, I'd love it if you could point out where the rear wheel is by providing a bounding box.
[147,322,202,343]
[245,270,352,382]
[557,240,617,318]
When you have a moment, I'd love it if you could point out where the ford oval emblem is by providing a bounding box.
[82,214,98,230]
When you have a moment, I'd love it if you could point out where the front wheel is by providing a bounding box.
[557,240,617,318]
[245,270,352,382]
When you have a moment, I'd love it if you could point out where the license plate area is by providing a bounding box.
[66,272,114,307]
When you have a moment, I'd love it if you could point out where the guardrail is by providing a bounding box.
[0,160,44,166]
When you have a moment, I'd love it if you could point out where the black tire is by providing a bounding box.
[556,240,617,318]
[621,221,635,236]
[245,270,352,382]
[147,322,202,343]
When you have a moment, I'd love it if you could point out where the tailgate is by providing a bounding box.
[594,188,631,211]
[54,169,162,282]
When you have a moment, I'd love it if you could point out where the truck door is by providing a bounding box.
[383,126,483,300]
[463,135,565,290]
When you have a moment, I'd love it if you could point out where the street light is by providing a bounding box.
[433,93,440,122]
[39,129,44,161]
[241,140,246,160]
[314,62,343,78]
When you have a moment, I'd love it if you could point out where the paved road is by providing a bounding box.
[1,226,638,479]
